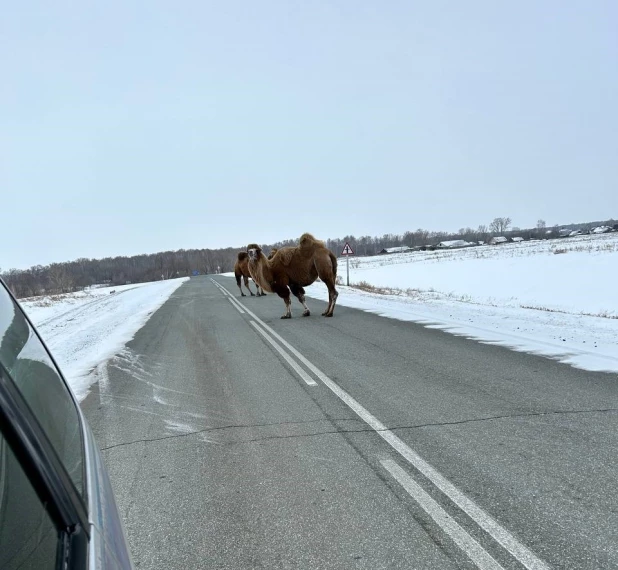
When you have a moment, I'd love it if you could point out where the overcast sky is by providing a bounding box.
[2,0,617,269]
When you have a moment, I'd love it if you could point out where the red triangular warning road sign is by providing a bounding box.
[341,242,354,255]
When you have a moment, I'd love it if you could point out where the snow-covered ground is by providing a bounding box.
[304,232,618,374]
[20,279,188,401]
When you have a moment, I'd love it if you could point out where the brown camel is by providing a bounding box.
[243,248,277,295]
[247,233,338,318]
[234,252,264,297]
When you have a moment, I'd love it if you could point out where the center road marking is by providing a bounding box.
[211,278,550,570]
[227,297,245,314]
[214,281,315,385]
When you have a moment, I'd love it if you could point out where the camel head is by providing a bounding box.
[247,244,262,262]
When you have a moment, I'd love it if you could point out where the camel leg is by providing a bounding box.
[250,278,262,296]
[290,284,310,316]
[274,284,292,318]
[235,273,246,296]
[283,297,292,318]
[323,283,339,317]
[243,275,255,296]
[314,254,338,316]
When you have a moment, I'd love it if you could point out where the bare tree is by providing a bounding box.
[535,219,547,237]
[48,264,74,294]
[476,225,489,242]
[489,217,512,234]
[457,227,475,241]
[358,235,372,256]
[403,231,415,247]
[415,228,429,246]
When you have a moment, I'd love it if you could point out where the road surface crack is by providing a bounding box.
[388,407,618,431]
[100,407,616,451]
[100,417,362,451]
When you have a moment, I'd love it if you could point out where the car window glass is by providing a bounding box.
[0,283,84,497]
[0,434,60,570]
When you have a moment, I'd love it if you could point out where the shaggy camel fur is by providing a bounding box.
[234,252,264,296]
[247,233,338,318]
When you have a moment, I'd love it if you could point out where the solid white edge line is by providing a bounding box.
[212,279,235,298]
[234,297,550,570]
[250,321,317,386]
[382,460,504,570]
[225,292,246,313]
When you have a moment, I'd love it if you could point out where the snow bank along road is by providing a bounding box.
[21,279,188,400]
[80,276,617,569]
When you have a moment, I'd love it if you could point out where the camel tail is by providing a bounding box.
[329,251,338,277]
[235,269,242,287]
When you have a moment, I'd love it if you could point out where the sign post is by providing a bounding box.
[341,242,354,286]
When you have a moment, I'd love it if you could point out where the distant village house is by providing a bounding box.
[488,236,508,245]
[378,246,413,254]
[436,240,474,249]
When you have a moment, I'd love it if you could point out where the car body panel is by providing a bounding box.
[0,277,134,569]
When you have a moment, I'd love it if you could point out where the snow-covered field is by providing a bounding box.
[18,232,617,405]
[20,279,188,401]
[304,232,618,374]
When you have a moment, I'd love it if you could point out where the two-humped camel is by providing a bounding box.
[234,252,264,296]
[247,233,338,318]
[234,249,279,297]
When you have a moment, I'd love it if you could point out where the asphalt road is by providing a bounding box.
[81,276,618,569]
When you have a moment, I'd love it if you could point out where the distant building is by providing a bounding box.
[436,240,474,249]
[591,226,611,234]
[511,237,524,242]
[488,236,508,245]
[378,246,413,254]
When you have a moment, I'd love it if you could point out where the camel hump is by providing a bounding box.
[237,252,248,261]
[278,247,296,266]
[299,233,324,249]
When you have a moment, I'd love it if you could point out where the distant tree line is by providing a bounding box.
[1,248,238,298]
[321,216,615,257]
[2,216,615,299]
